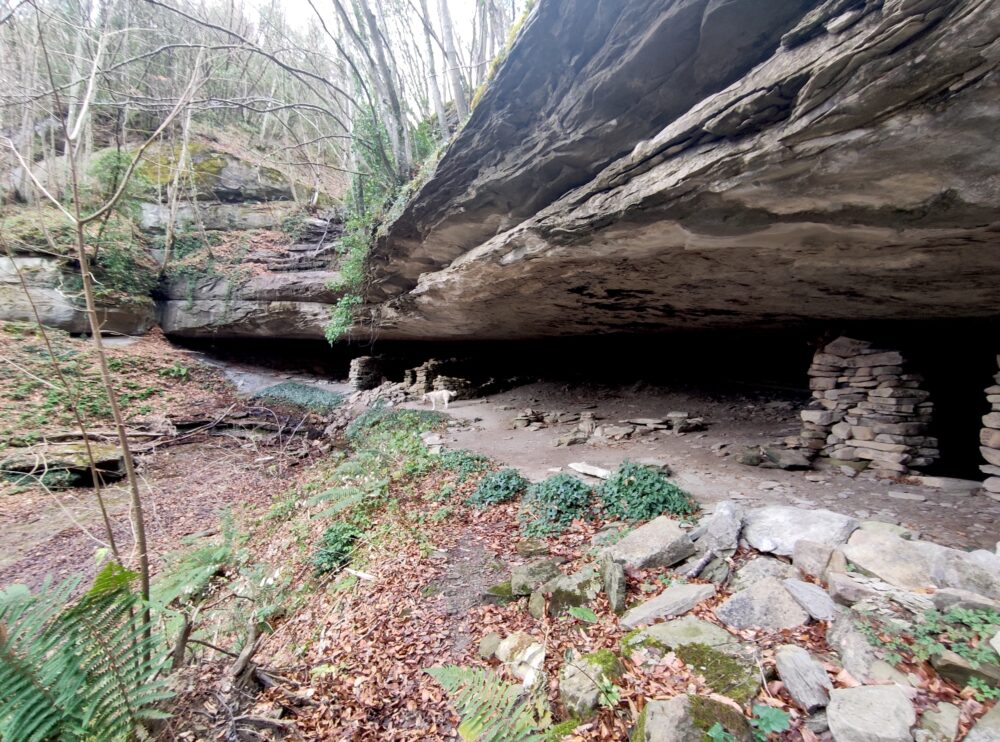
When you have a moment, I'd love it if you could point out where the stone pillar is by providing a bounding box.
[348,356,382,391]
[799,337,937,475]
[981,356,1000,497]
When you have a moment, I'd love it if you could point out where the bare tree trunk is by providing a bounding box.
[358,0,410,177]
[161,107,192,275]
[419,0,448,138]
[437,0,468,119]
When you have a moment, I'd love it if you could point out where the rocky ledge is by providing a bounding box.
[370,0,1000,340]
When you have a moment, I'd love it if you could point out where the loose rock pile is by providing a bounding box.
[348,356,383,391]
[982,355,1000,500]
[484,502,1000,740]
[798,337,937,475]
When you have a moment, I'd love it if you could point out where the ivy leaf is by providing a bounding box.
[751,705,791,734]
[567,606,598,623]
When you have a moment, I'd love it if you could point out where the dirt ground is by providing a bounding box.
[405,381,1000,552]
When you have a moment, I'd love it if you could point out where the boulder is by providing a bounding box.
[629,616,737,655]
[634,694,750,742]
[775,645,833,713]
[601,516,696,570]
[826,686,915,742]
[793,539,834,580]
[783,578,838,621]
[675,642,760,704]
[930,649,1000,688]
[602,560,627,613]
[715,578,809,631]
[827,613,879,683]
[730,557,797,592]
[695,500,745,554]
[620,583,716,629]
[510,558,563,596]
[763,446,813,470]
[966,703,1000,742]
[743,506,858,556]
[913,703,961,742]
[559,649,622,719]
[478,632,501,659]
[531,564,603,617]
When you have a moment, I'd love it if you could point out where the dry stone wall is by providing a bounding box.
[799,337,937,475]
[982,356,1000,496]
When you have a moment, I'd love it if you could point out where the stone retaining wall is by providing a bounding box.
[799,337,937,476]
[982,355,1000,495]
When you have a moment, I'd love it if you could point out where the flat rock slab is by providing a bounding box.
[775,644,832,713]
[602,516,696,570]
[634,616,738,654]
[730,557,798,592]
[621,583,716,629]
[743,506,858,556]
[827,686,915,742]
[639,694,750,742]
[783,578,837,621]
[715,578,809,632]
[695,500,745,554]
[843,530,1000,599]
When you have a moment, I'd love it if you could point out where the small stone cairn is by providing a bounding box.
[982,355,1000,498]
[799,337,937,475]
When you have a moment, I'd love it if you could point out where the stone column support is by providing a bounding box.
[981,355,1000,497]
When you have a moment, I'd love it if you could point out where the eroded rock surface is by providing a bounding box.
[370,0,1000,341]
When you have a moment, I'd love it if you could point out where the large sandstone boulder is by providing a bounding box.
[601,516,696,570]
[714,578,809,631]
[826,686,915,742]
[742,507,858,556]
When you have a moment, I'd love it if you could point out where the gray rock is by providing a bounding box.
[478,632,501,659]
[793,539,835,580]
[695,500,745,554]
[731,557,797,592]
[775,645,833,713]
[515,538,549,557]
[913,703,961,742]
[603,560,627,613]
[631,616,738,654]
[783,578,838,621]
[966,703,1000,742]
[743,506,858,556]
[930,649,1000,688]
[602,516,696,570]
[715,578,809,631]
[763,446,814,470]
[559,651,622,719]
[510,558,563,596]
[827,686,915,742]
[859,520,915,540]
[827,613,878,682]
[637,694,750,742]
[534,564,603,617]
[620,583,716,629]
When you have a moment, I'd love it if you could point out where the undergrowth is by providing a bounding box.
[858,607,1000,669]
[599,461,696,521]
[467,468,528,508]
[519,474,593,536]
[253,382,343,413]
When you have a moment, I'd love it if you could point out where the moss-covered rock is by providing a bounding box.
[484,580,518,605]
[559,650,624,719]
[675,643,760,705]
[631,694,751,741]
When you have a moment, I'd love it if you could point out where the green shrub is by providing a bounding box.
[345,404,443,442]
[519,473,593,536]
[311,522,361,575]
[468,468,527,508]
[324,294,362,344]
[439,449,492,483]
[859,607,1000,667]
[599,461,696,521]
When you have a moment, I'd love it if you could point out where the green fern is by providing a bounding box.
[426,665,548,742]
[0,563,173,741]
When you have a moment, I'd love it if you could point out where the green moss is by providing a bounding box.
[547,718,581,740]
[630,705,647,742]
[485,581,517,604]
[688,695,750,741]
[620,629,666,655]
[676,644,759,705]
[583,649,624,680]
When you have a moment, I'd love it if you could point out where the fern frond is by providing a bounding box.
[0,563,174,741]
[426,665,548,742]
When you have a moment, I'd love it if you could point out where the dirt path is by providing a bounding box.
[405,381,999,551]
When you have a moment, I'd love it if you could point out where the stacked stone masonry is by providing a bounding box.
[348,356,383,391]
[799,337,937,476]
[982,355,1000,496]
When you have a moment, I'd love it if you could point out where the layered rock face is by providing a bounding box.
[370,0,1000,340]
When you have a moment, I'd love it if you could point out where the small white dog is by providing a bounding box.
[422,389,457,410]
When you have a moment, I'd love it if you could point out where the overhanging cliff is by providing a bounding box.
[368,0,1000,341]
